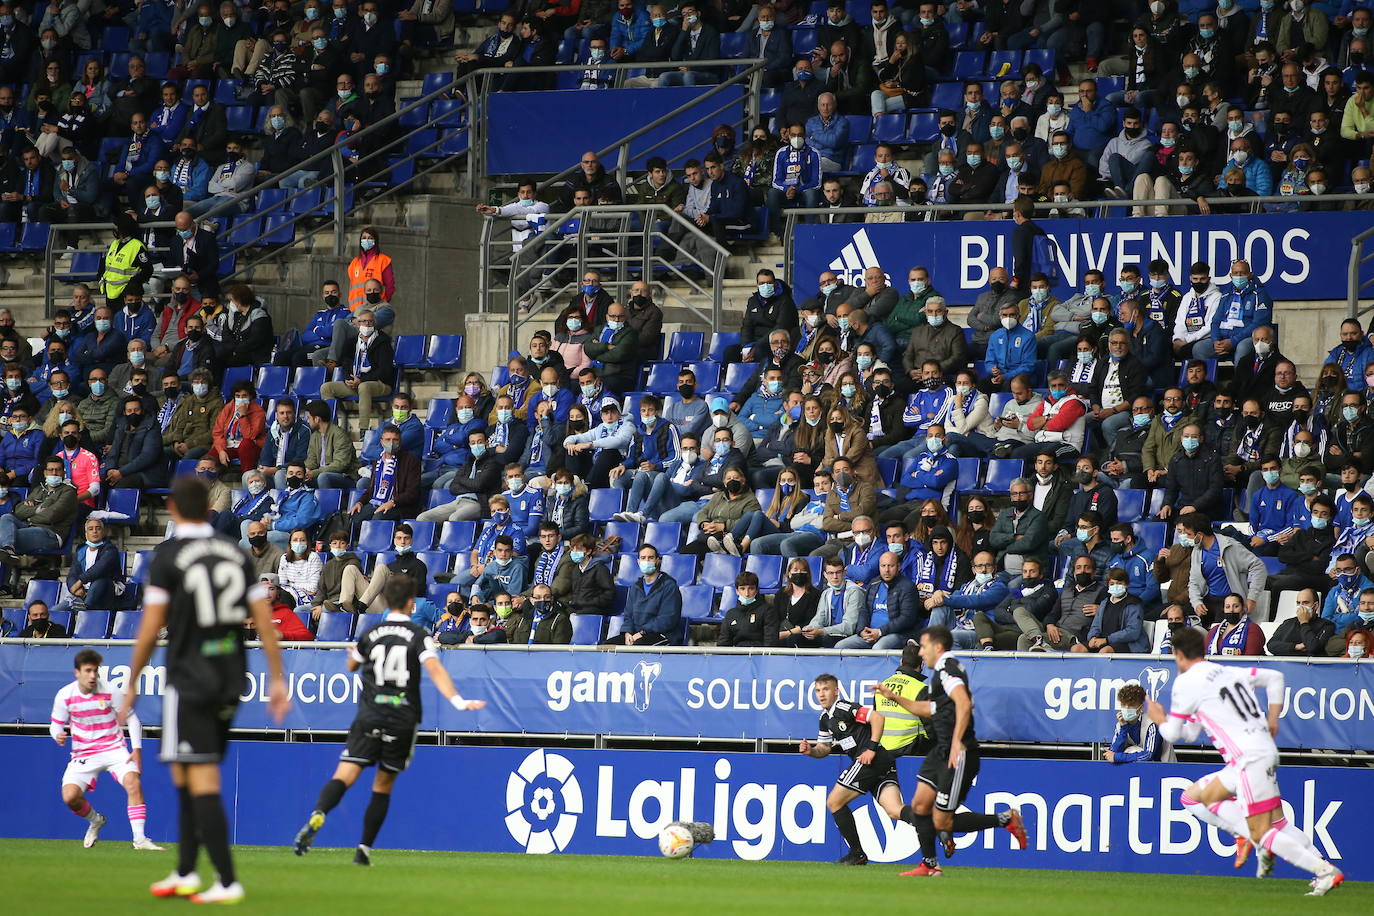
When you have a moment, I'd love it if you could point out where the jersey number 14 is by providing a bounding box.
[370,645,411,688]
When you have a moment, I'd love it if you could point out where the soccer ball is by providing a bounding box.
[658,824,695,859]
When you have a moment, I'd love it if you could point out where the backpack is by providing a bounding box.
[1032,231,1061,286]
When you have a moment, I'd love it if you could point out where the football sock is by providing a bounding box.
[831,805,862,854]
[315,778,348,815]
[192,793,236,887]
[361,792,391,848]
[1180,792,1248,838]
[128,804,147,842]
[72,798,93,819]
[951,812,1000,832]
[1262,819,1331,877]
[177,787,200,877]
[900,805,938,864]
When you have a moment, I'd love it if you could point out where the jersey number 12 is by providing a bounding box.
[186,561,246,627]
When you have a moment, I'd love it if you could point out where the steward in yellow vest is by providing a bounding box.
[873,640,934,756]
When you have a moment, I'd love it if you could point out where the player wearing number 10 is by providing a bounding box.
[292,574,486,865]
[120,476,291,905]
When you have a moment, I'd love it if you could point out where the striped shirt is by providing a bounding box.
[50,679,142,759]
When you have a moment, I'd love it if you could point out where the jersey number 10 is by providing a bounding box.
[1220,684,1262,720]
[186,561,247,628]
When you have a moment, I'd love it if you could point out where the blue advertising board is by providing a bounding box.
[485,87,745,174]
[2,645,1368,751]
[790,212,1374,302]
[0,737,1366,878]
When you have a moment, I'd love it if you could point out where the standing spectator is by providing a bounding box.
[1179,512,1267,624]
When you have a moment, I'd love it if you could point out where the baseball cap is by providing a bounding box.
[261,573,280,586]
[710,397,730,413]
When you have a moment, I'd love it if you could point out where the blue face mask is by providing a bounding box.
[1119,706,1140,722]
[888,541,905,555]
[570,550,586,563]
[1091,312,1108,325]
[331,547,346,558]
[966,154,982,167]
[1120,280,1137,294]
[1311,516,1329,529]
[1231,275,1248,289]
[1132,413,1151,429]
[1049,388,1067,400]
[471,443,487,457]
[738,594,755,605]
[638,559,657,575]
[1181,436,1199,451]
[757,283,775,298]
[1076,528,1092,542]
[837,316,850,332]
[394,543,412,553]
[652,16,666,26]
[780,482,795,494]
[926,436,943,453]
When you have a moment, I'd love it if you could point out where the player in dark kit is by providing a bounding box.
[293,575,486,865]
[799,673,910,865]
[119,476,290,904]
[876,625,1029,876]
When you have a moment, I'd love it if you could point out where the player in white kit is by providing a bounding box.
[50,649,162,850]
[1147,627,1343,897]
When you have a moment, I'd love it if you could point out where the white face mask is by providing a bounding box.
[789,136,806,150]
[1351,644,1367,659]
[1294,442,1312,458]
[853,532,873,547]
[1000,316,1017,330]
[712,414,729,428]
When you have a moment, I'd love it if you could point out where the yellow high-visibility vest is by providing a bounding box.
[874,668,931,754]
[101,238,145,299]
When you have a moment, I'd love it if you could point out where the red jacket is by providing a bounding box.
[271,602,314,640]
[1028,393,1087,432]
[211,401,267,455]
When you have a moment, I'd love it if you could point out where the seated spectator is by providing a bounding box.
[981,301,1036,393]
[927,549,1008,649]
[656,4,719,87]
[970,556,1056,650]
[833,550,922,649]
[1178,512,1266,625]
[308,529,364,618]
[346,424,421,526]
[186,137,256,216]
[418,429,501,523]
[1267,587,1336,657]
[18,600,66,638]
[101,395,166,490]
[1082,568,1148,653]
[273,528,321,607]
[714,570,779,647]
[989,476,1048,575]
[551,536,616,619]
[54,518,133,611]
[1105,683,1166,763]
[163,367,220,462]
[679,465,761,555]
[208,380,265,473]
[167,211,223,301]
[0,456,76,562]
[303,399,360,489]
[1205,591,1265,656]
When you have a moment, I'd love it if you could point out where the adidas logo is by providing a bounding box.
[827,228,889,287]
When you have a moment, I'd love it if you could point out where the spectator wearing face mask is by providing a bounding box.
[1083,568,1148,653]
[716,571,781,647]
[209,380,266,472]
[550,533,616,616]
[1105,683,1167,763]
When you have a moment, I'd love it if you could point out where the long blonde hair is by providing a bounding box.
[43,399,84,438]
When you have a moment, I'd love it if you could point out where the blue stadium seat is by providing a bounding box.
[422,71,455,95]
[908,110,940,142]
[294,610,312,633]
[255,365,289,398]
[355,613,384,637]
[144,52,170,77]
[417,550,450,574]
[847,114,873,144]
[759,88,780,115]
[424,334,464,368]
[721,362,754,394]
[569,613,605,644]
[1178,360,1217,384]
[668,331,705,362]
[846,143,877,175]
[18,222,50,252]
[614,554,640,586]
[225,106,257,132]
[258,214,294,246]
[1024,49,1055,74]
[111,611,142,638]
[954,458,981,493]
[439,520,477,552]
[873,113,907,143]
[588,488,623,521]
[101,489,140,525]
[431,98,465,127]
[845,0,873,23]
[405,520,437,549]
[745,555,783,591]
[1116,489,1146,523]
[931,83,963,110]
[26,579,60,608]
[314,489,346,519]
[73,611,113,639]
[989,392,1013,416]
[680,584,717,619]
[130,550,154,583]
[642,362,678,394]
[0,222,15,253]
[287,186,326,216]
[101,26,130,51]
[876,457,898,488]
[56,250,101,281]
[953,51,986,78]
[357,521,395,553]
[986,50,1023,77]
[426,397,454,428]
[660,553,696,585]
[947,20,969,50]
[643,522,682,553]
[291,366,326,399]
[700,554,741,590]
[316,614,353,641]
[0,606,23,635]
[1133,521,1166,557]
[683,360,719,390]
[720,32,747,57]
[603,521,641,546]
[791,27,817,55]
[392,334,427,368]
[980,459,1022,494]
[220,365,252,396]
[708,332,740,362]
[107,52,131,80]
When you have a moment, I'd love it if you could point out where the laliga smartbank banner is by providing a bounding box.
[0,737,1367,878]
[1,645,1369,751]
[790,212,1374,301]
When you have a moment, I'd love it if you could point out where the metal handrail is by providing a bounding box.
[1349,223,1374,320]
[781,194,1374,288]
[492,203,729,352]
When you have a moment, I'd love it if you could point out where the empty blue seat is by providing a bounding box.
[19,222,50,252]
[355,613,384,637]
[708,332,740,362]
[680,584,718,620]
[225,106,257,132]
[417,549,450,573]
[569,613,605,645]
[759,88,780,115]
[1024,48,1055,74]
[316,614,353,641]
[931,83,963,110]
[643,362,679,394]
[73,611,113,639]
[405,520,437,549]
[980,459,1022,494]
[588,488,623,521]
[603,520,641,546]
[791,27,816,55]
[1,606,24,635]
[101,489,140,525]
[130,550,154,583]
[720,31,747,57]
[431,98,465,127]
[392,334,427,368]
[1133,521,1167,557]
[955,458,981,493]
[314,489,345,518]
[111,610,142,638]
[643,522,682,553]
[256,365,289,398]
[101,25,130,51]
[986,50,1022,77]
[287,185,326,216]
[258,214,294,246]
[425,398,454,429]
[873,113,907,143]
[668,331,705,362]
[660,553,696,585]
[357,520,395,553]
[1116,489,1147,523]
[291,366,326,399]
[439,520,477,552]
[908,110,940,142]
[721,363,754,394]
[953,51,986,78]
[422,71,455,95]
[26,579,60,608]
[846,144,877,175]
[745,554,783,591]
[700,554,741,590]
[424,335,463,368]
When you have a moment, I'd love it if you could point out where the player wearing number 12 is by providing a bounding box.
[292,574,486,865]
[120,475,291,905]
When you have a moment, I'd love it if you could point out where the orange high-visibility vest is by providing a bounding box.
[347,252,392,310]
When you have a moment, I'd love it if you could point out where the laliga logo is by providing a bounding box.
[505,749,583,854]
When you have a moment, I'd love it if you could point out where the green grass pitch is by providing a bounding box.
[3,839,1366,915]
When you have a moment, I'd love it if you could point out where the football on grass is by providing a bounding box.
[658,824,694,859]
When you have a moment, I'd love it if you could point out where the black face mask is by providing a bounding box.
[725,478,744,494]
[677,383,695,400]
[829,420,845,434]
[1010,497,1030,511]
[126,412,142,426]
[1293,410,1310,424]
[873,383,892,399]
[131,383,147,396]
[174,291,190,304]
[1243,414,1261,428]
[990,281,1007,295]
[365,291,382,304]
[286,476,305,489]
[789,572,809,586]
[180,148,194,159]
[126,300,142,313]
[966,509,986,524]
[1168,621,1186,634]
[925,377,944,390]
[1191,280,1209,294]
[163,388,179,400]
[1343,339,1360,352]
[315,121,329,132]
[324,294,340,308]
[939,123,956,137]
[1012,126,1028,142]
[225,151,242,163]
[817,350,835,364]
[61,434,78,449]
[1074,571,1095,587]
[1223,611,1242,625]
[249,534,268,549]
[1021,577,1040,589]
[1075,470,1093,485]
